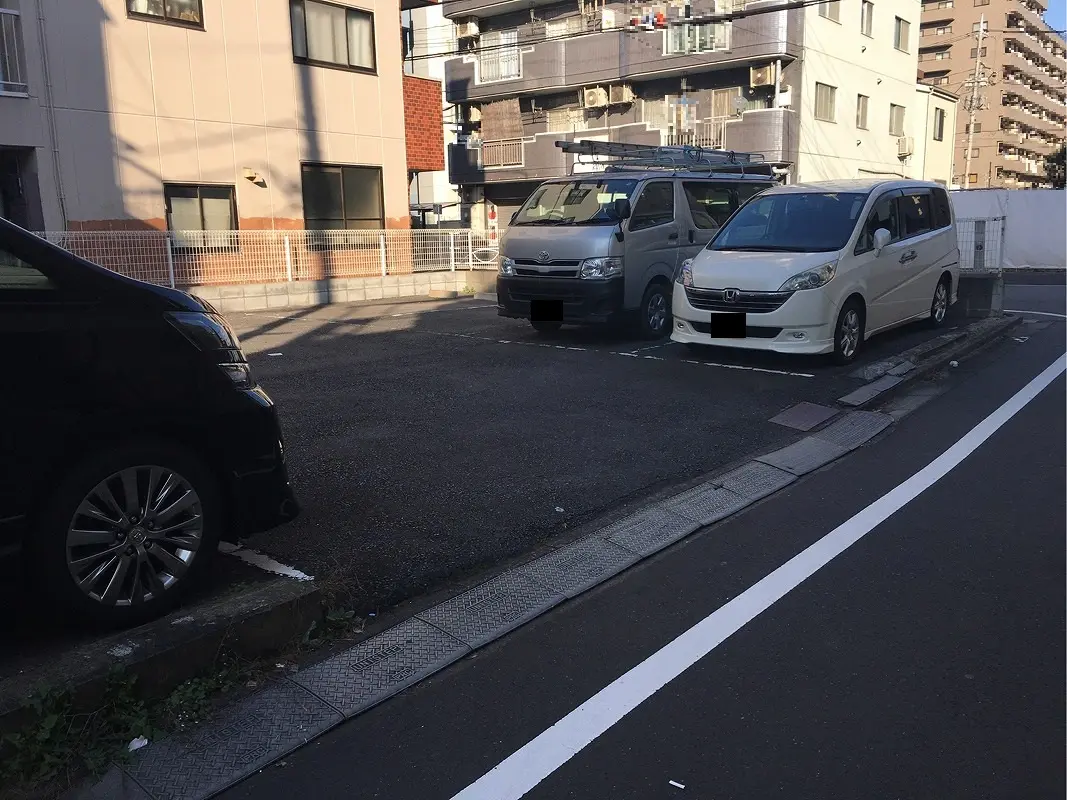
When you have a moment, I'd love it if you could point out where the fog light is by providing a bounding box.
[676,320,684,329]
[791,331,806,340]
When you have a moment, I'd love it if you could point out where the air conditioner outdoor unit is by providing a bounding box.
[583,86,609,108]
[750,64,776,88]
[468,104,482,123]
[455,19,480,39]
[602,8,616,29]
[897,136,914,156]
[609,84,635,105]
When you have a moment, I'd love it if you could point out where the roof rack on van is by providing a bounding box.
[555,139,768,176]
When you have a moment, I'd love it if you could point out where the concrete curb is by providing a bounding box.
[0,578,322,738]
[838,313,1022,408]
[79,406,900,799]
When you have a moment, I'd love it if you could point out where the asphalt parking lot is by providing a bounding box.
[223,293,971,614]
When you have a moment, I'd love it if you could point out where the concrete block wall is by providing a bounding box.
[188,271,497,313]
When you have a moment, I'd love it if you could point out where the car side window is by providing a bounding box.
[897,191,933,238]
[0,247,57,291]
[629,181,675,231]
[931,187,952,229]
[682,182,736,230]
[736,183,772,206]
[855,193,900,254]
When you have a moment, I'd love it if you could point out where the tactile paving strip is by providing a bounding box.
[768,402,839,431]
[714,461,796,500]
[519,537,639,598]
[756,437,850,476]
[291,617,469,717]
[417,570,564,649]
[811,410,893,450]
[122,680,341,800]
[662,482,750,527]
[602,506,700,556]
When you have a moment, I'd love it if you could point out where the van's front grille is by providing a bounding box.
[685,286,793,314]
[514,258,582,267]
[514,267,579,278]
[507,285,585,303]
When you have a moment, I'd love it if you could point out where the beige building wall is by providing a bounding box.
[1,0,409,230]
[912,83,959,184]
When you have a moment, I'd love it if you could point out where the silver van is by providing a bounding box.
[496,141,778,338]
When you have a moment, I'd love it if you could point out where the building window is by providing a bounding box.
[965,122,981,133]
[815,82,837,122]
[889,103,906,135]
[164,184,238,250]
[666,21,729,54]
[478,29,520,82]
[934,75,950,85]
[933,107,946,140]
[895,17,910,50]
[974,0,989,5]
[936,25,951,34]
[856,94,869,129]
[971,21,988,32]
[301,164,384,232]
[967,173,978,183]
[818,1,841,23]
[127,0,204,28]
[0,2,28,93]
[970,147,979,157]
[291,0,376,73]
[969,47,987,58]
[861,1,874,36]
[935,50,949,59]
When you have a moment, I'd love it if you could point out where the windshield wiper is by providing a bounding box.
[516,219,569,226]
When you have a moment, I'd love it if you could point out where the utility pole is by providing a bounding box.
[963,13,992,188]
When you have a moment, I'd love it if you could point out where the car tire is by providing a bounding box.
[30,440,222,628]
[530,320,562,335]
[832,298,865,366]
[929,276,950,328]
[638,282,672,339]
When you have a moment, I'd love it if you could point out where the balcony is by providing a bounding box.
[445,9,799,103]
[999,74,1067,120]
[444,0,750,22]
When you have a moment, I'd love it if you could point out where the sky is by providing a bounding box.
[1048,0,1066,34]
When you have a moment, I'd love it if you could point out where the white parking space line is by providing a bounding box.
[388,304,496,318]
[681,359,815,378]
[628,342,678,354]
[450,353,1067,800]
[218,542,315,582]
[1005,310,1067,319]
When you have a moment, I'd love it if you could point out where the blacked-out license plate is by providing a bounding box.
[531,299,563,322]
[710,312,746,338]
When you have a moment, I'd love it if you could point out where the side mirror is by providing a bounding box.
[613,198,632,221]
[510,211,518,225]
[873,228,891,255]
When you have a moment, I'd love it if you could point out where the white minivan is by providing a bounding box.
[671,179,959,364]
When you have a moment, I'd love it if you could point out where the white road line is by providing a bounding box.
[682,359,815,378]
[629,342,677,354]
[1006,309,1067,319]
[217,542,315,582]
[451,353,1067,800]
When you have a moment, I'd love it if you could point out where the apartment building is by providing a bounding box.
[429,0,951,224]
[0,0,443,234]
[918,0,1066,188]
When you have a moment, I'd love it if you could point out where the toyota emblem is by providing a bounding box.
[536,250,551,264]
[723,288,740,302]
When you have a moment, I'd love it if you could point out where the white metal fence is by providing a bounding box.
[39,229,501,288]
[956,217,1005,271]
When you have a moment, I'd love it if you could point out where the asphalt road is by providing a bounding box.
[222,287,1065,800]
[225,294,973,614]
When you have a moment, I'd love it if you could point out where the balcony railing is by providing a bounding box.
[481,138,524,167]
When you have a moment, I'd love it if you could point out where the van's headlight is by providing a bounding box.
[677,259,694,287]
[779,261,837,291]
[499,257,516,276]
[580,257,623,279]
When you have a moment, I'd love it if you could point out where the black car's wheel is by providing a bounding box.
[929,275,950,328]
[31,441,221,627]
[530,320,563,335]
[832,298,865,366]
[638,282,672,339]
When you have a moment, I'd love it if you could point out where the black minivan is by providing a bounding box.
[0,218,299,627]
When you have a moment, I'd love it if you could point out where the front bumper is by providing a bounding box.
[497,275,625,324]
[226,386,300,537]
[670,282,838,355]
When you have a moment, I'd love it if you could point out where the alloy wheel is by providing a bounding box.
[839,309,861,360]
[933,282,948,323]
[65,466,203,607]
[647,291,668,332]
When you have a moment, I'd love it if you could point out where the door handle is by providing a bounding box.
[688,230,695,244]
[899,250,917,264]
[667,232,679,241]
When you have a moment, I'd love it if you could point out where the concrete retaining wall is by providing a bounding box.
[187,271,497,313]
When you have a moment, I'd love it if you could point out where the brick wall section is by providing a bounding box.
[403,75,445,173]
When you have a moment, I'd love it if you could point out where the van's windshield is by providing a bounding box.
[513,179,638,225]
[709,191,868,253]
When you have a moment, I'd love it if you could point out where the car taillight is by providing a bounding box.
[167,311,254,389]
